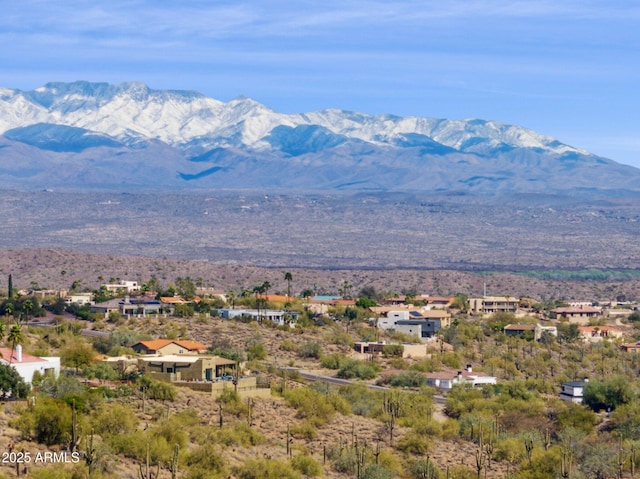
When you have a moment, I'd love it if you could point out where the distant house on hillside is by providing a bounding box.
[137,354,236,382]
[91,296,175,318]
[217,308,299,326]
[394,318,442,340]
[132,339,208,355]
[381,296,407,306]
[425,365,496,391]
[559,379,588,404]
[374,309,451,330]
[101,280,140,293]
[469,296,519,315]
[424,296,454,309]
[504,324,537,339]
[621,341,640,353]
[578,325,624,343]
[503,324,557,341]
[65,292,94,305]
[552,306,601,324]
[353,341,428,359]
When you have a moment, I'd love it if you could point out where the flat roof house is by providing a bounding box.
[101,280,140,293]
[394,318,442,340]
[469,296,519,315]
[217,308,299,326]
[137,355,236,382]
[552,306,602,324]
[426,366,496,392]
[560,379,588,404]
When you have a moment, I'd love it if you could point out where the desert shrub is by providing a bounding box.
[610,401,640,439]
[493,436,527,465]
[284,387,338,426]
[555,403,597,435]
[410,459,441,479]
[209,342,245,362]
[235,458,299,479]
[216,388,249,417]
[389,357,408,369]
[332,330,354,349]
[387,371,424,388]
[440,418,460,441]
[110,430,174,464]
[583,376,636,412]
[13,397,74,446]
[441,351,462,369]
[411,418,442,437]
[333,449,357,475]
[409,357,439,373]
[153,417,189,450]
[361,463,395,479]
[321,353,348,369]
[216,421,265,446]
[337,384,382,417]
[290,420,318,440]
[108,431,145,459]
[91,403,137,436]
[299,341,322,358]
[291,454,323,477]
[443,385,486,419]
[280,338,298,352]
[337,359,381,380]
[185,444,228,478]
[377,449,403,476]
[395,430,432,454]
[381,344,403,357]
[82,362,120,381]
[137,375,177,401]
[246,338,267,361]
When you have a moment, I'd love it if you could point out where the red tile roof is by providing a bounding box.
[0,348,48,364]
[135,339,207,352]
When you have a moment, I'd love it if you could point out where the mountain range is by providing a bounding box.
[0,81,638,195]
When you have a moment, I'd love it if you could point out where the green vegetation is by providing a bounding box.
[517,268,640,280]
[6,269,640,479]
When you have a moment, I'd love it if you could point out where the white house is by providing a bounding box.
[374,309,451,331]
[0,346,60,384]
[217,308,299,326]
[559,379,588,404]
[425,365,496,391]
[101,280,140,293]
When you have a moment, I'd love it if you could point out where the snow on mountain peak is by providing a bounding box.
[0,81,588,157]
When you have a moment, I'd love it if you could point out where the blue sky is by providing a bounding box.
[1,1,639,167]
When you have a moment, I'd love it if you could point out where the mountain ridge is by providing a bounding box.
[0,81,637,195]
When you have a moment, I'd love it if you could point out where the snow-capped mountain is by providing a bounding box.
[0,81,638,195]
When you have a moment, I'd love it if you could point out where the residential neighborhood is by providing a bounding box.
[1,272,640,479]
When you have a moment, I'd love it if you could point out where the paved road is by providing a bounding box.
[25,320,109,338]
[281,367,447,404]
